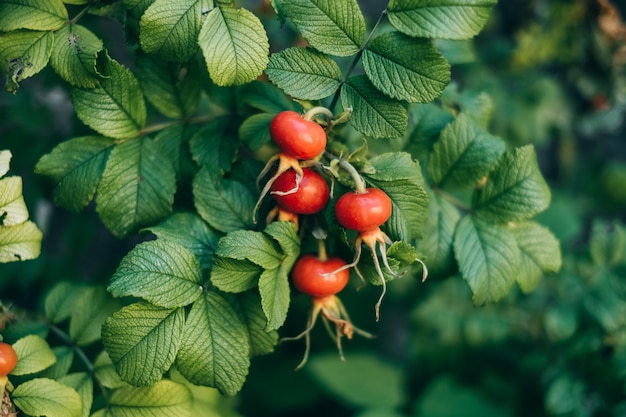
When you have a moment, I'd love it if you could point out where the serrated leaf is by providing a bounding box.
[415,191,461,277]
[109,240,203,308]
[145,212,219,270]
[362,32,450,103]
[69,286,121,346]
[259,263,291,330]
[0,0,68,31]
[226,291,278,356]
[308,353,404,408]
[93,351,127,389]
[44,282,88,324]
[50,24,103,88]
[177,292,250,396]
[0,30,53,93]
[11,335,56,376]
[39,346,74,379]
[0,176,28,226]
[472,145,551,223]
[210,257,263,293]
[341,75,407,139]
[35,136,115,212]
[140,0,212,61]
[241,81,298,113]
[58,373,93,417]
[96,136,176,237]
[280,0,365,57]
[189,116,238,175]
[12,378,81,417]
[511,221,561,293]
[239,113,273,151]
[0,150,11,177]
[71,58,146,140]
[215,229,282,269]
[266,47,342,100]
[136,53,201,118]
[428,113,505,189]
[264,221,300,257]
[0,220,42,263]
[454,215,521,304]
[102,302,185,386]
[199,6,269,86]
[387,0,497,40]
[108,380,192,417]
[193,166,255,233]
[365,153,429,241]
[123,0,154,18]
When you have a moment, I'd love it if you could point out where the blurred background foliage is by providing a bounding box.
[1,0,626,416]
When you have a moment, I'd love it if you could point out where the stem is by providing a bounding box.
[317,238,328,262]
[434,188,471,212]
[325,151,367,193]
[138,114,216,136]
[69,2,95,24]
[303,106,333,123]
[328,9,388,112]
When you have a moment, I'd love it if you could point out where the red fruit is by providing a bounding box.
[270,168,329,214]
[335,188,392,232]
[0,342,17,376]
[291,254,350,298]
[269,111,327,160]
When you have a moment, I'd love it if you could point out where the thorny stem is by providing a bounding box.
[328,9,389,112]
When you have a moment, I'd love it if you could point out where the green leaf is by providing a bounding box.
[544,375,586,416]
[226,291,278,356]
[387,0,498,40]
[96,136,176,237]
[362,31,450,103]
[0,0,68,31]
[0,176,28,226]
[453,215,521,304]
[71,58,146,140]
[189,116,238,175]
[259,262,293,331]
[108,380,192,417]
[590,219,626,268]
[239,113,273,151]
[109,240,203,308]
[144,212,219,270]
[428,113,505,189]
[210,256,263,293]
[199,6,269,86]
[50,24,103,88]
[39,346,74,379]
[280,0,365,57]
[102,302,185,386]
[11,335,57,376]
[139,0,212,62]
[93,351,127,389]
[308,353,404,408]
[341,75,407,139]
[0,30,54,93]
[58,373,93,417]
[510,221,561,292]
[177,292,250,396]
[365,152,430,241]
[123,0,154,18]
[0,150,11,177]
[136,53,201,119]
[215,229,282,269]
[35,136,115,212]
[12,378,82,417]
[266,47,342,100]
[44,282,88,324]
[472,145,551,223]
[153,123,199,181]
[69,286,121,346]
[415,191,461,277]
[241,81,298,113]
[0,220,42,263]
[264,221,300,257]
[193,166,255,233]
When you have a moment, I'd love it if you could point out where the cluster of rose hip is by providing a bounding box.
[256,108,399,368]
